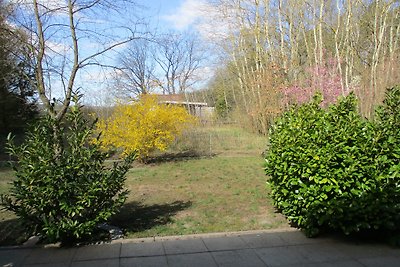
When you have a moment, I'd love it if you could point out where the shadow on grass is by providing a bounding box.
[0,200,192,246]
[111,200,192,233]
[142,150,216,164]
[0,217,27,246]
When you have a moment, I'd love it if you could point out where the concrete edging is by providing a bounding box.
[0,227,298,249]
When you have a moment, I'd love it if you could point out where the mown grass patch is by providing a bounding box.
[0,125,288,245]
[0,167,28,245]
[168,124,267,156]
[0,167,14,195]
[111,155,288,238]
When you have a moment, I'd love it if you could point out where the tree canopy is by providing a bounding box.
[0,2,37,135]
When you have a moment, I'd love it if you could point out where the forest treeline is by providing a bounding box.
[1,1,400,136]
[188,0,400,134]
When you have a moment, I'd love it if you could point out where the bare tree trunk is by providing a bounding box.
[32,0,52,116]
[370,1,390,108]
[262,0,274,62]
[232,49,249,113]
[344,0,352,92]
[312,0,319,67]
[277,0,287,71]
[334,0,345,94]
[300,9,312,68]
[387,6,399,85]
[318,0,324,66]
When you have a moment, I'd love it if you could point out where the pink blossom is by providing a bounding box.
[283,58,351,107]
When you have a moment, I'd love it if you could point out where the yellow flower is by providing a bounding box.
[97,94,196,159]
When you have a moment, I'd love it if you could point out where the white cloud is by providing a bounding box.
[36,0,66,10]
[81,68,114,83]
[11,0,68,14]
[196,3,239,42]
[47,40,69,55]
[163,0,207,30]
[163,0,235,43]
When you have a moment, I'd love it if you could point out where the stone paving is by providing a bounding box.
[1,229,399,267]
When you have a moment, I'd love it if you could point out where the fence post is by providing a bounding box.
[209,132,212,156]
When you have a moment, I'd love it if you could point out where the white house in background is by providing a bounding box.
[155,94,214,121]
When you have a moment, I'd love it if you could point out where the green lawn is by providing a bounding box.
[0,167,27,245]
[111,155,288,239]
[0,167,14,195]
[0,125,289,245]
[168,124,268,156]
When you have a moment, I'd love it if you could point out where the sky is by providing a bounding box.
[9,0,215,105]
[81,0,215,105]
[138,0,206,32]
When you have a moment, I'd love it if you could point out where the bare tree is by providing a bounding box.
[205,0,400,122]
[113,39,156,98]
[154,31,205,94]
[9,0,144,121]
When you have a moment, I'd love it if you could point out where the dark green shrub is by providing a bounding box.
[265,89,400,237]
[215,96,231,119]
[1,98,134,243]
[372,85,400,230]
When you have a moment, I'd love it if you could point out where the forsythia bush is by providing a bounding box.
[98,94,196,159]
[265,87,400,237]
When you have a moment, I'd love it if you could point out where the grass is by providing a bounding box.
[0,124,289,245]
[168,124,268,156]
[0,167,27,245]
[113,125,288,238]
[112,155,288,239]
[0,167,14,195]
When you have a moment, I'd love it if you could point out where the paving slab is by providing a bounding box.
[23,247,76,265]
[22,262,70,267]
[120,255,168,267]
[1,229,399,267]
[255,246,310,266]
[295,243,350,263]
[211,248,267,267]
[73,243,120,261]
[333,242,399,259]
[279,260,366,267]
[163,238,208,255]
[202,236,248,251]
[120,241,164,257]
[240,232,286,248]
[277,231,325,245]
[357,256,400,267]
[0,248,32,267]
[70,258,119,267]
[167,252,218,267]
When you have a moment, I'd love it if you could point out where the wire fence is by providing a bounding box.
[168,124,267,157]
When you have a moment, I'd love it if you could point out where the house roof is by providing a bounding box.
[155,94,185,102]
[154,94,208,106]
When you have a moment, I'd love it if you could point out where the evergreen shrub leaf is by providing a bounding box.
[265,86,400,236]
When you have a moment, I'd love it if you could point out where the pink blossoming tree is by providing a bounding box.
[283,58,352,107]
